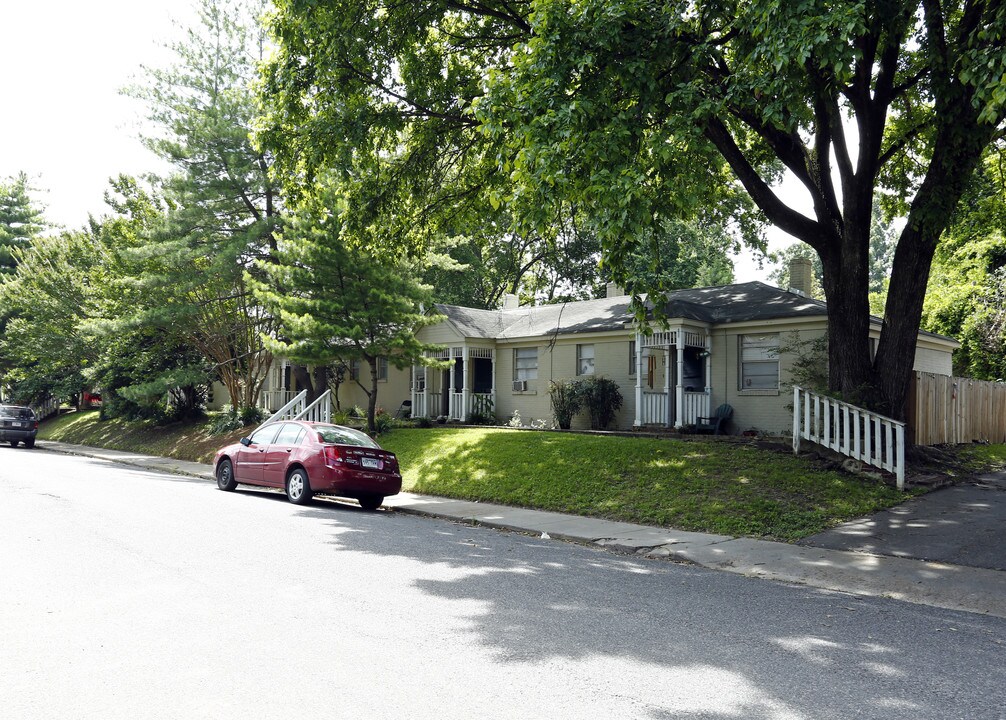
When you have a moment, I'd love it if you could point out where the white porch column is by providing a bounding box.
[675,335,685,426]
[663,343,672,428]
[462,344,470,421]
[633,331,643,426]
[425,355,433,418]
[704,330,712,395]
[449,356,457,420]
[410,363,417,417]
[490,348,497,418]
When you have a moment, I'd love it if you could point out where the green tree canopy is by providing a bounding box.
[252,179,445,431]
[256,1,743,308]
[923,154,1006,380]
[0,172,46,277]
[478,0,1006,418]
[124,0,280,410]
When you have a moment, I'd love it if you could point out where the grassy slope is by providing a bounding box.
[378,428,918,540]
[39,410,960,540]
[39,410,249,464]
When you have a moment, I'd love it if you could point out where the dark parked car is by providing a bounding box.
[213,421,402,509]
[0,405,39,448]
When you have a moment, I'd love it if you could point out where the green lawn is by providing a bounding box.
[42,411,994,541]
[378,427,922,540]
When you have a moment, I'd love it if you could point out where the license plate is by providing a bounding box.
[361,457,381,470]
[12,421,24,428]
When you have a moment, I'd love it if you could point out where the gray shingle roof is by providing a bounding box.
[435,282,952,342]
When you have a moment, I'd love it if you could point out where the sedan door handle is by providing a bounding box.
[285,448,293,453]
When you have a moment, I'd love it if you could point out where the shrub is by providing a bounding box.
[239,405,265,426]
[468,394,495,425]
[208,405,265,435]
[548,380,582,429]
[413,416,434,428]
[208,407,244,435]
[373,411,394,435]
[577,376,623,430]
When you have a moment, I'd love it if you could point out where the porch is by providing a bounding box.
[411,345,496,422]
[634,327,712,428]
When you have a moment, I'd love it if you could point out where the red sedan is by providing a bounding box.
[213,421,402,510]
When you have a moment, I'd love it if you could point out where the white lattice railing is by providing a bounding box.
[641,391,667,425]
[793,386,906,490]
[413,394,427,419]
[261,389,298,412]
[449,392,464,421]
[681,391,710,425]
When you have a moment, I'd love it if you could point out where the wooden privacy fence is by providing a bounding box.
[909,372,1006,445]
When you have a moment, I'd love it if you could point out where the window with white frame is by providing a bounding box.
[577,344,595,376]
[514,347,538,381]
[740,333,780,389]
[628,340,636,375]
[350,357,387,381]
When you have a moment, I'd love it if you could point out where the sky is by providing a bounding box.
[1,0,798,283]
[1,2,192,229]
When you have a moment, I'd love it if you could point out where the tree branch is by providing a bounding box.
[703,117,824,247]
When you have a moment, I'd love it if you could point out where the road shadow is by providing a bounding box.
[294,504,1006,720]
[800,474,1006,570]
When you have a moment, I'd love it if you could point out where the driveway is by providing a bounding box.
[799,471,1006,571]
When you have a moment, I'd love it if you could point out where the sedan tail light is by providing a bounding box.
[323,445,343,465]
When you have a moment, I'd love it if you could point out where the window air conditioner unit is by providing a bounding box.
[512,380,527,392]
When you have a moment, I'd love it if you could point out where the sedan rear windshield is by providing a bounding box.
[0,406,35,419]
[315,425,379,448]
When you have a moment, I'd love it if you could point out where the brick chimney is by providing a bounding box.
[606,282,626,298]
[788,257,814,296]
[502,293,520,309]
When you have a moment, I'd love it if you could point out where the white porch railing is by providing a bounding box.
[257,389,333,430]
[641,391,667,425]
[31,396,61,420]
[793,386,906,490]
[261,389,298,412]
[681,391,711,425]
[296,390,332,424]
[449,392,464,421]
[413,393,427,419]
[258,390,307,430]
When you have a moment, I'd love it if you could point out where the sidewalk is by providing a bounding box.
[40,440,1006,619]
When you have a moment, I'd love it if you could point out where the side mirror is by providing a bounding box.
[240,437,252,447]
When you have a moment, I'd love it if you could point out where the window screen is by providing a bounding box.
[740,334,779,389]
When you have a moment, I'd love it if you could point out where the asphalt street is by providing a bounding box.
[3,448,1005,719]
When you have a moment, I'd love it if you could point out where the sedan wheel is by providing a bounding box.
[358,494,384,511]
[216,458,238,491]
[286,468,313,505]
[9,440,18,448]
[24,438,35,449]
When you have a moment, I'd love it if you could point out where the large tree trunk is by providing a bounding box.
[875,128,992,420]
[819,208,875,406]
[292,364,329,404]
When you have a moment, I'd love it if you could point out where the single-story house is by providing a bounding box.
[239,264,957,435]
